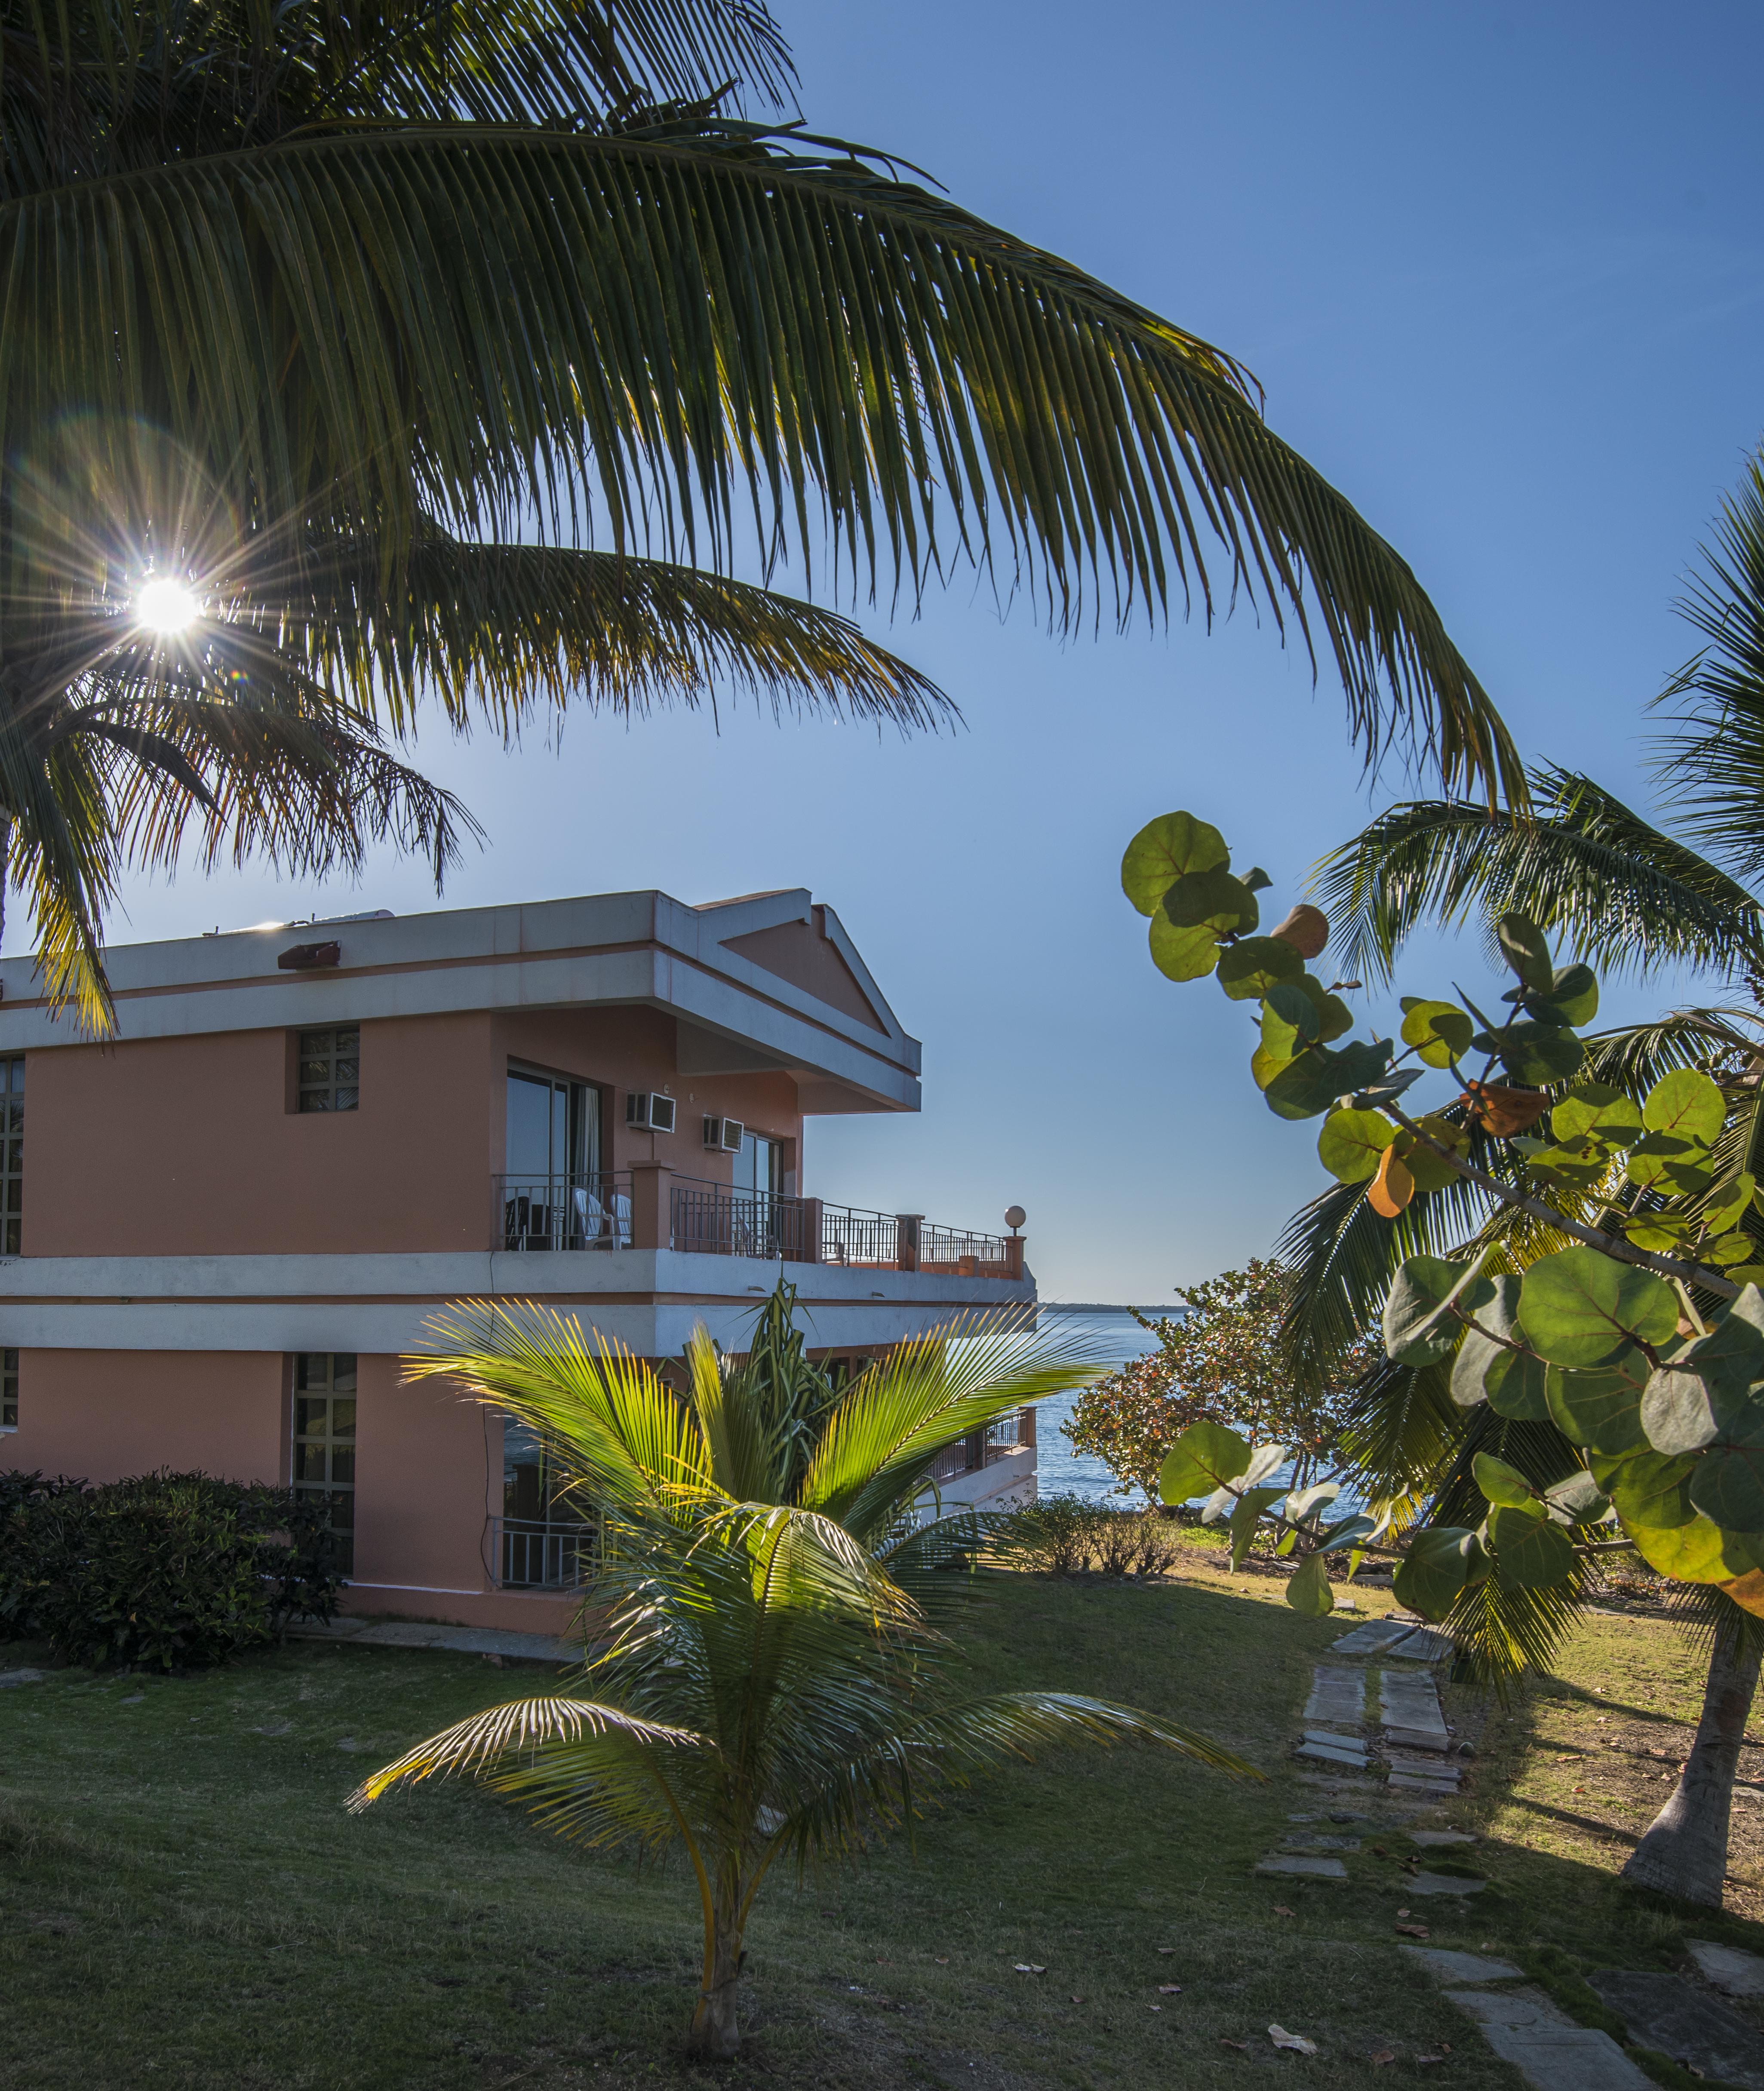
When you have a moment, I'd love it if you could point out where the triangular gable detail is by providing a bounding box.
[720,911,889,1033]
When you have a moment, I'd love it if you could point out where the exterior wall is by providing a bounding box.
[25,1013,498,1258]
[3,1347,286,1485]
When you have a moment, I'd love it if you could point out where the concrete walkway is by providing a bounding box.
[288,1618,578,1663]
[1399,1946,1651,2089]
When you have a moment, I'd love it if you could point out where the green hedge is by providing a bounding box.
[0,1470,343,1671]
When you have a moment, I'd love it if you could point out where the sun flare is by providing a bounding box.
[137,576,200,634]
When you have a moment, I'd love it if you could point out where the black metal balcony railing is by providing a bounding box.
[669,1180,1012,1273]
[929,1411,1035,1483]
[496,1172,633,1252]
[490,1515,595,1589]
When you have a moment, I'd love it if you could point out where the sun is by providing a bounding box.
[137,576,200,634]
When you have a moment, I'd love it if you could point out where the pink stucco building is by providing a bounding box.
[0,888,1037,1631]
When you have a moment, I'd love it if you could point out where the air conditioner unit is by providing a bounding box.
[626,1091,676,1134]
[704,1115,745,1153]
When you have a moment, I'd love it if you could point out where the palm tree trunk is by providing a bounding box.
[688,1889,744,2059]
[1621,1614,1762,1907]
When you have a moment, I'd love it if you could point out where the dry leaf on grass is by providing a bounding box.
[933,1956,949,1965]
[1272,1904,1294,1916]
[1220,2039,1249,2051]
[1158,1946,1176,1955]
[1395,1924,1430,1939]
[1013,1963,1045,1974]
[1371,2051,1396,2066]
[1269,2025,1318,2055]
[1158,1984,1182,1995]
[1070,1995,1083,2004]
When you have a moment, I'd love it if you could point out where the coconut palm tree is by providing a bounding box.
[7,0,1519,1022]
[1272,447,1764,1907]
[349,1291,1247,2058]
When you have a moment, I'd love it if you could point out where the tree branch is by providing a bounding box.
[1383,1101,1740,1300]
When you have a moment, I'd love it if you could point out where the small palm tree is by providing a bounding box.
[1274,446,1764,1908]
[10,0,1519,1019]
[350,1288,1247,2058]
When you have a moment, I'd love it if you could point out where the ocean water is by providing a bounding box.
[1026,1307,1365,1519]
[1033,1309,1164,1507]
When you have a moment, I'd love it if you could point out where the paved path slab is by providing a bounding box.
[1254,1854,1348,1879]
[1480,2026,1653,2090]
[289,1620,575,1662]
[1387,1625,1455,1661]
[1328,1619,1415,1656]
[1400,1946,1521,1982]
[1279,1834,1361,1851]
[1688,1938,1764,1998]
[1389,1771,1460,1793]
[1303,1727,1366,1750]
[1380,1666,1448,1736]
[1295,1743,1368,1769]
[1446,1988,1571,2029]
[1587,1969,1764,2088]
[1409,1830,1477,1847]
[0,1667,44,1687]
[1406,1870,1486,1895]
[1304,1664,1368,1725]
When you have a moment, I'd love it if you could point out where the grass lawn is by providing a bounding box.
[3,1548,1763,2090]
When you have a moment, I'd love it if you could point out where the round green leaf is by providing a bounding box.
[1399,999,1474,1069]
[1592,1446,1699,1530]
[1625,1513,1763,1584]
[1392,1525,1482,1621]
[1496,913,1556,993]
[1704,1172,1758,1237]
[1122,812,1229,916]
[1488,1504,1576,1588]
[1689,1413,1764,1534]
[1284,1550,1335,1618]
[1159,1421,1252,1505]
[1543,1470,1611,1523]
[1216,936,1304,1002]
[1545,1359,1649,1455]
[1551,1082,1642,1147]
[1529,964,1600,1028]
[1148,910,1219,982]
[1163,866,1260,935]
[1643,1067,1725,1145]
[1318,1109,1397,1184]
[1493,1023,1585,1087]
[1641,1298,1764,1453]
[1299,975,1355,1044]
[1451,1285,1550,1419]
[1473,1452,1540,1510]
[1518,1246,1678,1368]
[1383,1257,1494,1367]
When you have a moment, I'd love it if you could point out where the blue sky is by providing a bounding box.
[36,1,1764,1301]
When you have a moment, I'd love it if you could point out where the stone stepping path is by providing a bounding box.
[1329,1617,1454,1662]
[1253,1854,1347,1879]
[1406,1870,1486,1896]
[1380,1665,1451,1752]
[1278,1833,1361,1851]
[1689,1938,1764,1998]
[1409,1829,1476,1847]
[0,1668,43,1688]
[1303,1664,1368,1725]
[1400,1947,1519,1981]
[1401,1943,1653,2089]
[1588,1969,1764,2089]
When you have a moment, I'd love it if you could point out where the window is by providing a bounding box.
[297,1027,359,1113]
[499,1417,591,1587]
[1,1350,15,1430]
[292,1353,356,1573]
[0,1054,22,1254]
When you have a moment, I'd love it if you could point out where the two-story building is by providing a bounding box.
[0,887,1037,1631]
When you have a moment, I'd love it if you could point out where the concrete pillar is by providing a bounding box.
[1020,1404,1037,1448]
[630,1163,673,1252]
[1005,1236,1025,1280]
[798,1196,823,1264]
[895,1214,922,1273]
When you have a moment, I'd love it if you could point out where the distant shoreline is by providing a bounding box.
[1036,1302,1179,1316]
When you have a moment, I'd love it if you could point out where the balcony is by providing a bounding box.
[488,1514,596,1589]
[930,1407,1038,1483]
[492,1170,1025,1279]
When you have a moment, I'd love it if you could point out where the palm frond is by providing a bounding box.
[2,121,1515,796]
[346,1693,702,1809]
[1311,765,1758,989]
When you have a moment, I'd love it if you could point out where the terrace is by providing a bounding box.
[494,1169,1024,1278]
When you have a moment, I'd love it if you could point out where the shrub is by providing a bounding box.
[1000,1494,1183,1578]
[0,1470,342,1671]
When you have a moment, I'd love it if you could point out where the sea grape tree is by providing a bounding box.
[1122,809,1764,1626]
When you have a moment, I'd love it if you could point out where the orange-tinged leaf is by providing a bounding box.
[1721,1568,1764,1618]
[1271,904,1329,959]
[1368,1145,1415,1218]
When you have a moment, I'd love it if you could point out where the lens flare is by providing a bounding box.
[137,577,199,633]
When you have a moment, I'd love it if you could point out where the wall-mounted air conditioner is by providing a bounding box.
[703,1115,745,1153]
[626,1091,676,1134]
